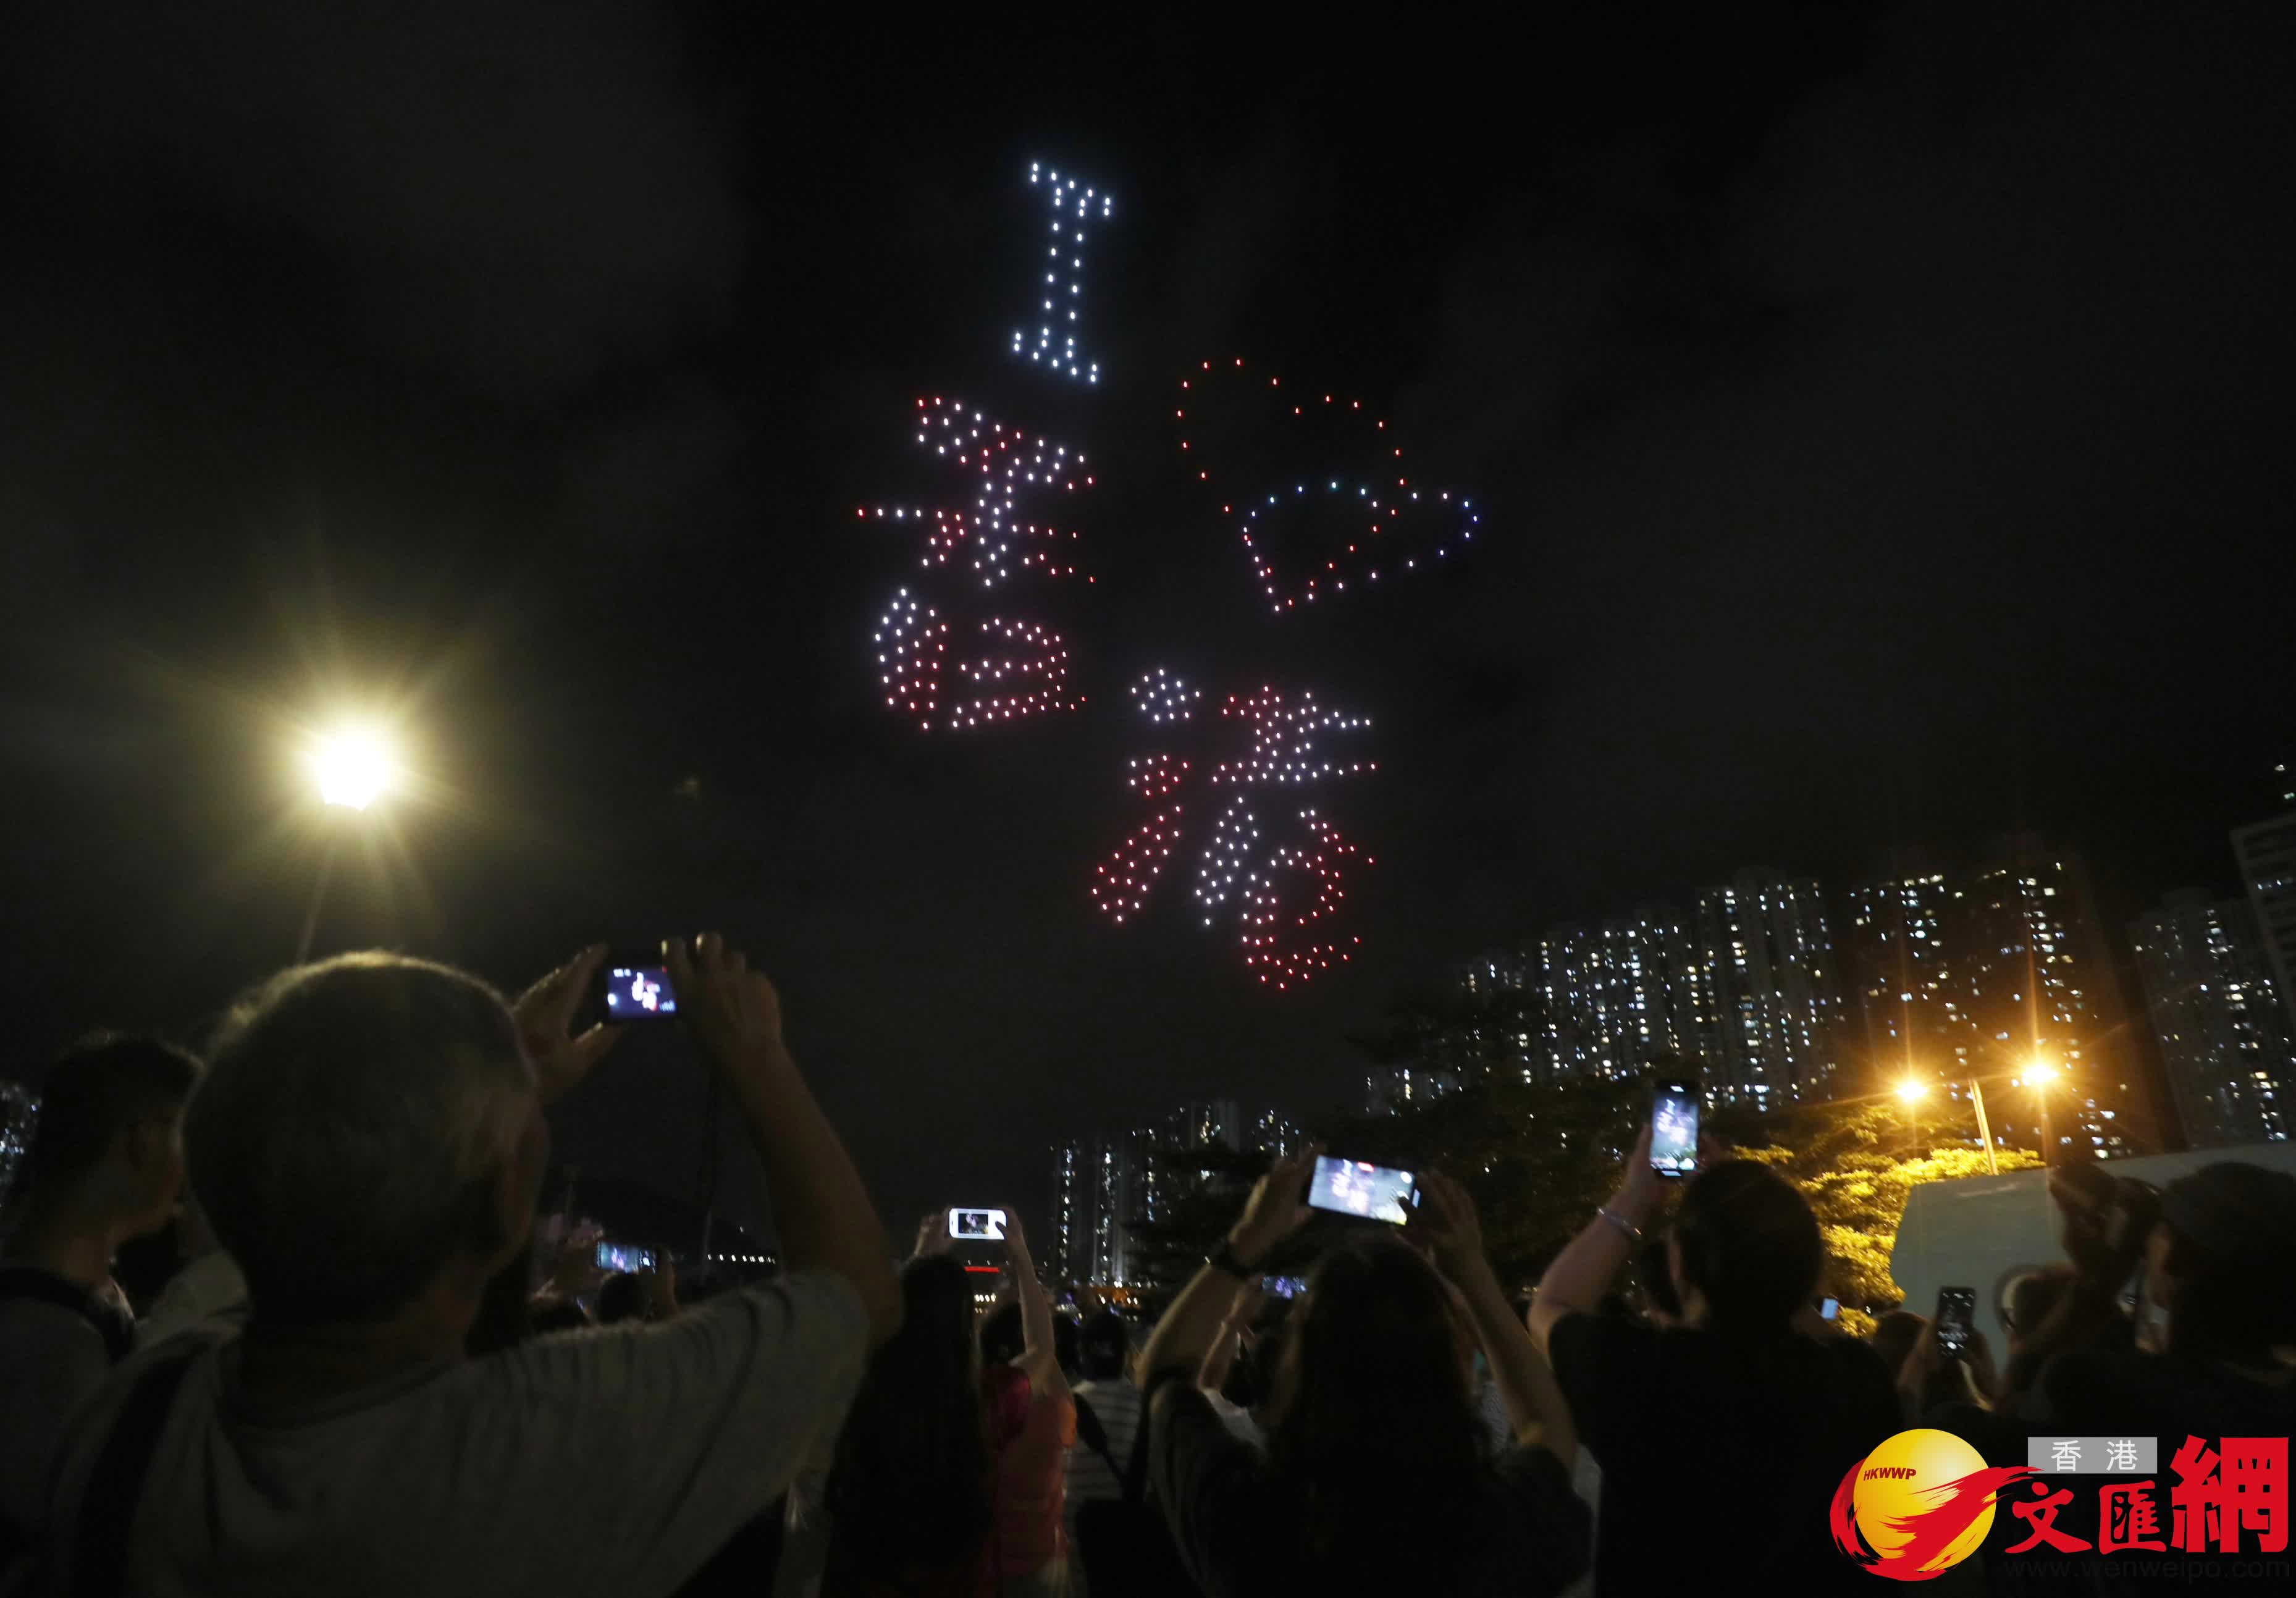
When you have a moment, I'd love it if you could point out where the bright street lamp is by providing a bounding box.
[309,728,398,811]
[1895,1079,1930,1104]
[296,723,402,962]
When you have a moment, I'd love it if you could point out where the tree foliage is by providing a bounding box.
[1707,1097,2040,1331]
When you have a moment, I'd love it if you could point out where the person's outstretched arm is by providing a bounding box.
[667,934,900,1344]
[1529,1121,1662,1356]
[1004,1213,1067,1397]
[1418,1172,1576,1461]
[1143,1149,1317,1384]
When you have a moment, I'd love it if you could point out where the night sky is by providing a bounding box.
[4,3,2292,1245]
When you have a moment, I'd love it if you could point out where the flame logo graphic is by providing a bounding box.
[1831,1429,2035,1580]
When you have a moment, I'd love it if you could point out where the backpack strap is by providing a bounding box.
[69,1345,201,1598]
[1119,1387,1154,1505]
[1072,1393,1124,1482]
[0,1266,135,1363]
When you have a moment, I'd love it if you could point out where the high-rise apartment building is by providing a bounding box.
[2128,890,2293,1148]
[1163,1100,1242,1154]
[1086,1130,1152,1286]
[1250,1108,1306,1156]
[1364,1064,1460,1115]
[1049,1137,1087,1282]
[1844,871,1962,1081]
[2234,808,2296,1039]
[1841,839,2143,1156]
[1527,909,1715,1085]
[1950,838,2139,1156]
[1693,872,1846,1106]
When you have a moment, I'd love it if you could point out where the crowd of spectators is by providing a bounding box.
[1,940,2290,1596]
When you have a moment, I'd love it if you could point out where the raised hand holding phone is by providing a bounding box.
[1419,1171,1579,1459]
[1230,1146,1321,1264]
[664,935,785,1080]
[1000,1209,1033,1268]
[913,1211,954,1259]
[515,946,624,1107]
[1411,1171,1490,1286]
[657,934,901,1344]
[1615,1120,1667,1217]
[547,1223,608,1297]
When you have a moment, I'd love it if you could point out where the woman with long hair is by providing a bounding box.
[822,1254,998,1594]
[1139,1151,1590,1596]
[820,1214,1072,1597]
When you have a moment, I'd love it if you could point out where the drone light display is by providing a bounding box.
[1089,754,1191,923]
[1011,162,1114,384]
[862,165,1460,989]
[864,397,1092,590]
[1130,667,1201,724]
[873,590,1077,731]
[1239,810,1365,990]
[1093,673,1375,986]
[1174,358,1478,613]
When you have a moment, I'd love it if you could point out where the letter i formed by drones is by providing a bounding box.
[860,162,1484,988]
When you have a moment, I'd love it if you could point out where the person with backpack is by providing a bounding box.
[1063,1308,1199,1598]
[0,1034,198,1582]
[1064,1310,1140,1514]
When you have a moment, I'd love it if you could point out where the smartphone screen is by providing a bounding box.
[595,1241,656,1272]
[1651,1078,1701,1177]
[1261,1274,1308,1300]
[1819,1297,1840,1321]
[1306,1156,1418,1225]
[949,1207,1008,1241]
[602,965,679,1020]
[1936,1285,1977,1358]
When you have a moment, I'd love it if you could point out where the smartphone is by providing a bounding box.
[595,1241,656,1273]
[1651,1077,1701,1178]
[948,1207,1008,1241]
[599,964,679,1020]
[1819,1296,1840,1322]
[1936,1285,1977,1359]
[1261,1274,1309,1300]
[1306,1156,1419,1226]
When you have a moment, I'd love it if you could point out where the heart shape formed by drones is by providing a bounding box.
[1174,356,1478,614]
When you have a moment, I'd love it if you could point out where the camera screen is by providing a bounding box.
[595,1242,655,1273]
[1307,1156,1417,1225]
[604,965,678,1019]
[1651,1082,1700,1176]
[1261,1274,1309,1300]
[949,1207,1007,1241]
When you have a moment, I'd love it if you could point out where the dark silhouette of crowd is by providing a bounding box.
[2,943,2290,1596]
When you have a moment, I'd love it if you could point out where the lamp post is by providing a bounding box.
[1895,1077,2002,1175]
[2025,1058,2059,1169]
[296,727,397,964]
[1897,1057,2061,1176]
[1967,1077,1999,1175]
